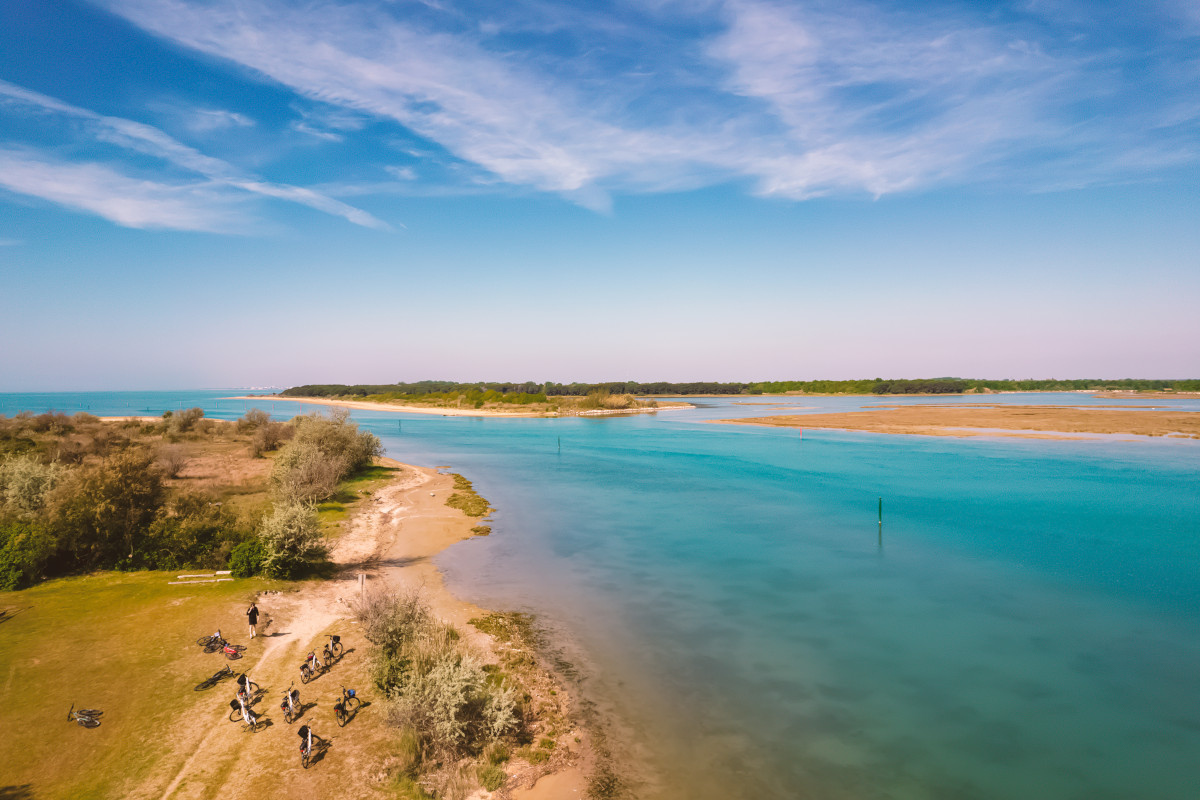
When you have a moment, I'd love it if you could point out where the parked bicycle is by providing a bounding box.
[333,684,360,727]
[298,725,316,768]
[235,672,260,704]
[299,650,324,684]
[280,682,301,724]
[322,634,344,664]
[67,704,102,728]
[194,664,234,691]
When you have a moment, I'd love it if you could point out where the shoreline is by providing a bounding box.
[228,394,693,417]
[338,457,593,797]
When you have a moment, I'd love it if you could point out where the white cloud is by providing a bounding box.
[91,0,1200,204]
[186,107,255,132]
[0,147,240,231]
[0,79,389,229]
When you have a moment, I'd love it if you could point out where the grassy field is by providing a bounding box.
[0,572,276,797]
[0,571,407,799]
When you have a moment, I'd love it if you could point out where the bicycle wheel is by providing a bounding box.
[228,644,247,652]
[196,635,212,646]
[225,650,243,661]
[77,716,101,728]
[284,707,293,724]
[332,641,344,658]
[203,642,220,653]
[229,707,243,722]
[77,708,103,717]
[302,748,310,769]
[335,705,346,727]
[246,680,260,694]
[300,665,311,684]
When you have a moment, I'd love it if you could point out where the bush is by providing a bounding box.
[270,410,381,502]
[0,520,55,590]
[158,444,189,479]
[258,502,326,578]
[357,590,517,767]
[166,407,204,434]
[47,448,165,570]
[237,408,271,432]
[0,455,64,516]
[229,537,267,578]
[148,492,247,570]
[271,440,343,504]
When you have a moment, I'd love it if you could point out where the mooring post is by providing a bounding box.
[878,497,883,546]
[557,436,561,452]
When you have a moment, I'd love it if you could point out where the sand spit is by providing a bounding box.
[714,404,1200,440]
[227,394,693,417]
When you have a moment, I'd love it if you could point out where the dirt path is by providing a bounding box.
[144,462,587,800]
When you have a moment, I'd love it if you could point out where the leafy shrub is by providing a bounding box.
[166,407,204,434]
[237,408,271,431]
[271,440,343,504]
[270,410,381,502]
[0,455,64,516]
[229,537,267,578]
[258,502,326,578]
[47,448,165,570]
[0,520,55,590]
[149,491,247,570]
[358,590,517,768]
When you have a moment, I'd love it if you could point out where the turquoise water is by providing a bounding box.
[4,391,1200,798]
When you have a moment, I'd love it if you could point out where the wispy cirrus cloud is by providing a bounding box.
[90,0,1200,204]
[0,146,240,231]
[0,79,388,230]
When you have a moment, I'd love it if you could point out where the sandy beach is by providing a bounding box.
[715,404,1200,439]
[229,394,692,417]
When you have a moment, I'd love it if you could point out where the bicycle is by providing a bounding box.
[221,641,246,661]
[280,682,301,724]
[194,664,234,691]
[299,650,324,684]
[235,672,260,704]
[298,725,316,768]
[333,684,360,727]
[322,634,344,664]
[67,704,102,728]
[199,631,226,653]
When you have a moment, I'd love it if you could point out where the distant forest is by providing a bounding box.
[282,378,1200,398]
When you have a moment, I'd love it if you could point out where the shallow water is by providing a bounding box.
[5,391,1200,798]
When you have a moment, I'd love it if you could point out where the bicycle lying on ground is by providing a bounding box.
[195,664,234,691]
[196,630,224,652]
[281,682,301,724]
[221,641,246,661]
[322,634,344,664]
[67,704,103,728]
[299,650,324,684]
[334,684,360,727]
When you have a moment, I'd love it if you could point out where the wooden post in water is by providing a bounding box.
[878,497,883,546]
[557,436,561,453]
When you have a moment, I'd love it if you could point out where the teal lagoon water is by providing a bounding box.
[4,391,1199,798]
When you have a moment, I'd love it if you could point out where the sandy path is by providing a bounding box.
[145,461,586,800]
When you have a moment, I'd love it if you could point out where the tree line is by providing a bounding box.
[283,378,1200,398]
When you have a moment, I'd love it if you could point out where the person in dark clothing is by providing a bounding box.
[247,602,259,638]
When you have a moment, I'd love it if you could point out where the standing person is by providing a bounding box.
[246,601,259,638]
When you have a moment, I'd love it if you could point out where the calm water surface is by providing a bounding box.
[4,391,1199,799]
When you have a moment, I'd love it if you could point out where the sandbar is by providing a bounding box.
[228,394,692,417]
[714,404,1200,440]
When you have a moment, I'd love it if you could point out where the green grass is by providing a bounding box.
[0,571,280,798]
[316,464,401,531]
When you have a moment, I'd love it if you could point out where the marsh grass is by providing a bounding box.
[444,473,491,518]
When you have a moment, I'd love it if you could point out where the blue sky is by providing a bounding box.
[1,0,1198,390]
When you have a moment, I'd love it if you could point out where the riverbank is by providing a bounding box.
[229,394,692,418]
[303,457,594,797]
[714,404,1200,439]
